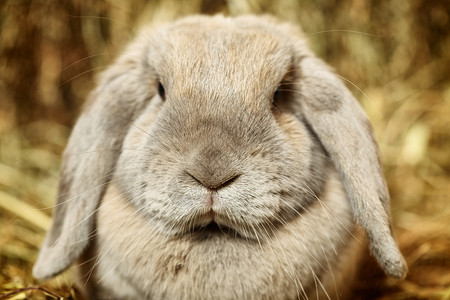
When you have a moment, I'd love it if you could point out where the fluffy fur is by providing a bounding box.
[33,15,407,299]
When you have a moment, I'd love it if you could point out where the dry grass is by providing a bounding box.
[1,0,449,299]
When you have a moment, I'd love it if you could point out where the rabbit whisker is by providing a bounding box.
[60,66,108,87]
[61,52,111,72]
[268,219,308,299]
[310,264,332,300]
[307,29,383,37]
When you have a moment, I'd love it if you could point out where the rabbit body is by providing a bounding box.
[34,15,406,299]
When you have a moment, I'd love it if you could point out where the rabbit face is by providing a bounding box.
[115,19,328,240]
[117,91,328,241]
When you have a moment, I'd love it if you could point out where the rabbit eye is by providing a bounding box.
[273,88,280,104]
[158,82,166,100]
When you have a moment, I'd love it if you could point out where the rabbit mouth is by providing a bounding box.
[190,221,242,238]
[174,209,274,241]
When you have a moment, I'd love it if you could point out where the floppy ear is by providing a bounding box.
[33,33,157,279]
[297,55,407,278]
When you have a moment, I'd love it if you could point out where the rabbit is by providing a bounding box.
[33,15,407,299]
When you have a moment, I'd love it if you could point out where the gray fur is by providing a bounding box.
[33,15,407,298]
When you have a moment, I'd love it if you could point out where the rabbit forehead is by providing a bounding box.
[147,16,294,97]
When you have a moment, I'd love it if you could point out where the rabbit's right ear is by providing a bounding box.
[295,54,407,279]
[33,31,157,279]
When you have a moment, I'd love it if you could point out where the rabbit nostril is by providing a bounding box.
[187,172,203,186]
[219,174,240,189]
[185,171,240,190]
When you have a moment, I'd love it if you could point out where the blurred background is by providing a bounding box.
[0,0,449,299]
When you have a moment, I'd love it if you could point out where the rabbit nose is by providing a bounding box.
[185,146,241,190]
[185,170,240,190]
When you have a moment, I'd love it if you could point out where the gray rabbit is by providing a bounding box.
[34,15,407,299]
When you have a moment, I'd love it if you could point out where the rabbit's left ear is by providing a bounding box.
[296,55,407,279]
[32,31,157,279]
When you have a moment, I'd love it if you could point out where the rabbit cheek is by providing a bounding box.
[273,111,328,203]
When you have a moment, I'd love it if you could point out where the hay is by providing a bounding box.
[1,0,449,299]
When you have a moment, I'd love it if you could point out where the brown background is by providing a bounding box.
[1,0,449,299]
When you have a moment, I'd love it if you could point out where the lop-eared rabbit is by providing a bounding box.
[34,15,407,299]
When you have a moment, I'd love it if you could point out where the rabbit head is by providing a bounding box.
[33,15,407,290]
